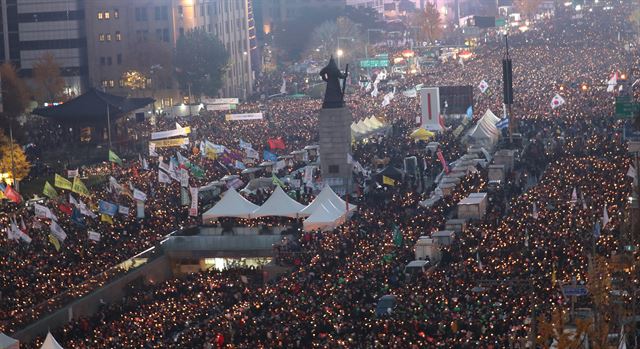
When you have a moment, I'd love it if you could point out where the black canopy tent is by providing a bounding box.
[32,88,154,124]
[32,88,154,144]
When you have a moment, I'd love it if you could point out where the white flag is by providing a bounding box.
[570,187,578,205]
[607,72,617,93]
[602,204,610,228]
[280,77,287,94]
[550,94,565,109]
[118,205,130,215]
[34,203,58,221]
[478,80,489,94]
[50,221,67,242]
[532,203,538,219]
[627,165,637,180]
[88,231,101,242]
[189,187,198,216]
[133,188,147,201]
[78,199,97,218]
[149,142,158,157]
[158,169,171,183]
[69,194,79,206]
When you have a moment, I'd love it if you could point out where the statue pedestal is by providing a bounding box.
[318,106,353,195]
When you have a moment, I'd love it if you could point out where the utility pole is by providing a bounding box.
[502,34,515,145]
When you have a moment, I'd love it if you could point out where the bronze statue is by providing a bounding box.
[319,56,348,108]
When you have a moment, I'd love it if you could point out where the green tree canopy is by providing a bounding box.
[175,30,229,98]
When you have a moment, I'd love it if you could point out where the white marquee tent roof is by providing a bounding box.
[303,200,347,231]
[40,332,64,349]
[252,186,306,218]
[300,185,356,217]
[202,187,260,220]
[0,333,18,349]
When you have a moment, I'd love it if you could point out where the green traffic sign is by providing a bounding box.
[495,18,506,27]
[615,96,639,119]
[360,59,389,68]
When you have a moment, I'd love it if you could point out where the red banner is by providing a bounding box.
[437,150,449,174]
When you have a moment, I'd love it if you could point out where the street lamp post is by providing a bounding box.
[336,36,353,68]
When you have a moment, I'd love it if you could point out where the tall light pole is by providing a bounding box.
[337,36,353,68]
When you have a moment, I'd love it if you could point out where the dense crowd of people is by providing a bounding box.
[0,2,638,348]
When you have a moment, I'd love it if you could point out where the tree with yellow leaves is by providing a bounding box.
[537,257,614,349]
[0,131,30,184]
[410,3,443,44]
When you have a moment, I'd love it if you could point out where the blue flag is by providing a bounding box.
[98,200,119,216]
[466,105,473,119]
[496,118,509,130]
[594,221,601,239]
[71,207,85,227]
[263,150,278,162]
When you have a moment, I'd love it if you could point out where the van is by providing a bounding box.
[404,260,430,280]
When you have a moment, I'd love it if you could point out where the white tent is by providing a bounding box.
[481,109,501,125]
[303,201,347,231]
[300,185,356,217]
[0,333,18,349]
[252,186,306,218]
[468,111,500,149]
[40,332,63,349]
[202,187,260,221]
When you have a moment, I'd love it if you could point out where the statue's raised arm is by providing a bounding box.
[319,56,348,109]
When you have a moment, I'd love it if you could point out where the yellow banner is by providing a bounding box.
[150,137,190,148]
[72,177,91,197]
[383,175,396,186]
[54,174,73,190]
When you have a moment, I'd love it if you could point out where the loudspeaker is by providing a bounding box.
[502,58,513,105]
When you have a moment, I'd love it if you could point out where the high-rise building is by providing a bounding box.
[254,0,346,37]
[84,0,253,107]
[1,0,88,98]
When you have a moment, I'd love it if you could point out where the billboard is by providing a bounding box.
[438,86,474,115]
[419,87,443,131]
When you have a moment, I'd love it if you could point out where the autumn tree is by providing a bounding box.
[410,3,443,44]
[32,53,65,103]
[0,131,30,183]
[307,17,364,62]
[537,257,614,349]
[513,0,544,19]
[124,40,174,93]
[0,63,31,119]
[175,29,229,98]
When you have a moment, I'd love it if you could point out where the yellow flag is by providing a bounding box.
[206,148,218,160]
[383,175,396,186]
[48,234,61,251]
[54,174,73,190]
[72,177,91,197]
[43,181,58,199]
[0,189,5,199]
[101,213,113,225]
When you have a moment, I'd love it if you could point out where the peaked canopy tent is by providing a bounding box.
[252,186,306,218]
[410,128,435,141]
[32,88,154,144]
[301,185,356,231]
[202,187,260,222]
[32,88,154,124]
[467,109,500,150]
[0,333,18,349]
[300,185,357,217]
[40,332,64,349]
